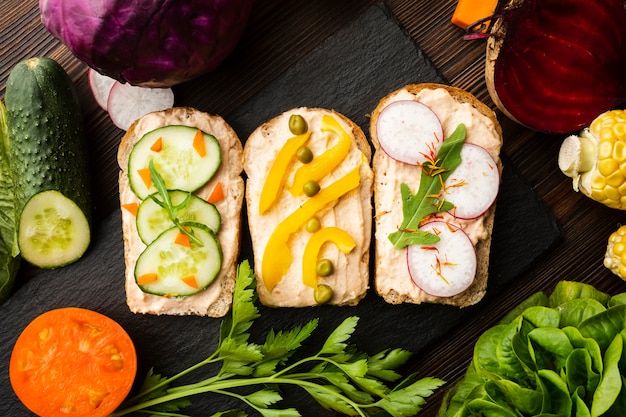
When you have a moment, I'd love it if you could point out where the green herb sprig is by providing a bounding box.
[388,124,466,249]
[111,260,444,417]
[147,160,203,247]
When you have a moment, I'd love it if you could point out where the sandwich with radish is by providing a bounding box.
[370,83,502,307]
[244,108,373,307]
[117,107,244,316]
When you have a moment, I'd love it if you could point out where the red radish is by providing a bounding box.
[443,143,500,219]
[107,82,174,130]
[407,221,476,298]
[375,100,444,165]
[486,0,626,134]
[88,68,116,110]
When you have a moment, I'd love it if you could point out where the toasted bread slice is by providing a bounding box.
[370,84,503,307]
[118,107,244,316]
[244,108,373,307]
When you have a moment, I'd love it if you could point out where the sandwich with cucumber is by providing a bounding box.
[370,83,502,307]
[117,107,244,316]
[243,108,373,307]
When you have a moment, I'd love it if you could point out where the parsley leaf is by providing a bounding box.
[111,260,445,417]
[388,124,466,249]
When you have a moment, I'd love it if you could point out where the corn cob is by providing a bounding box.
[558,109,626,210]
[605,224,626,280]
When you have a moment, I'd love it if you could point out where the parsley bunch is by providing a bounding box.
[111,261,444,417]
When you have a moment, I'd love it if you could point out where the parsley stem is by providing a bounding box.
[111,375,370,417]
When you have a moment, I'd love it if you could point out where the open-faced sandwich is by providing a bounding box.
[370,83,503,307]
[118,107,244,316]
[244,108,373,307]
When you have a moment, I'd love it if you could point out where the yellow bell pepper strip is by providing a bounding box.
[289,116,352,196]
[192,129,206,157]
[302,227,356,288]
[259,132,312,214]
[451,0,498,31]
[261,167,361,291]
[207,182,225,204]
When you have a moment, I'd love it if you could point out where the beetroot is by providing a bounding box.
[485,0,626,134]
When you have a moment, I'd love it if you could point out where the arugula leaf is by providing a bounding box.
[388,124,466,249]
[0,100,20,303]
[112,260,444,417]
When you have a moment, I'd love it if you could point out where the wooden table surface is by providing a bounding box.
[3,0,626,416]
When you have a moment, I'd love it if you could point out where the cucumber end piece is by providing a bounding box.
[18,190,91,269]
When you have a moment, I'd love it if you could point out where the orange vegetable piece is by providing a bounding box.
[181,275,199,289]
[150,137,163,152]
[122,202,139,216]
[192,129,206,157]
[137,167,152,189]
[207,182,225,203]
[451,0,498,31]
[9,307,137,417]
[137,273,159,285]
[174,231,191,247]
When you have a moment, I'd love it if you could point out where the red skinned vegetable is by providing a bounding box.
[40,0,254,87]
[485,0,626,134]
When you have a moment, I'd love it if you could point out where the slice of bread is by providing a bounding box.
[370,83,503,307]
[244,108,373,307]
[118,107,244,316]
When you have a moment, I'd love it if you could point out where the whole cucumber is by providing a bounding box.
[4,57,91,269]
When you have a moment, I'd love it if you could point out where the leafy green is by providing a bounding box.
[438,281,626,417]
[388,124,465,249]
[112,260,444,417]
[0,100,20,303]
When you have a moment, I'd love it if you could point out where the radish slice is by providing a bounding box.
[88,68,116,111]
[107,82,175,131]
[407,221,476,298]
[376,100,444,165]
[443,143,500,219]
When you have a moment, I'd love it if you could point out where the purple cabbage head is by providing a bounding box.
[40,0,254,87]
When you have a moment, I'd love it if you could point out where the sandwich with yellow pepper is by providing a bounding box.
[244,108,373,307]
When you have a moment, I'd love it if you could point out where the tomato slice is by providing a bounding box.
[9,307,137,417]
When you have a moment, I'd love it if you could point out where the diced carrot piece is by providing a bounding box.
[137,273,158,285]
[207,182,225,203]
[181,275,199,289]
[137,168,152,189]
[451,0,497,30]
[192,129,206,157]
[150,137,163,152]
[174,231,191,247]
[122,202,139,216]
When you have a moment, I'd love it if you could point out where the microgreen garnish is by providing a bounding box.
[148,160,203,247]
[388,124,466,249]
[111,260,444,417]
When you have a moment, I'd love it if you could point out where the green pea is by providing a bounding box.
[306,217,321,233]
[314,284,334,304]
[289,114,308,135]
[303,180,320,197]
[296,146,314,164]
[316,259,334,277]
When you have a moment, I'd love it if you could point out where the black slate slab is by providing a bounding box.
[0,3,562,416]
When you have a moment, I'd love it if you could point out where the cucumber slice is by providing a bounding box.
[136,190,221,245]
[18,190,91,269]
[134,224,222,297]
[128,125,221,199]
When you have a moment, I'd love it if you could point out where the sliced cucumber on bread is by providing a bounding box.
[118,107,244,317]
[4,57,91,269]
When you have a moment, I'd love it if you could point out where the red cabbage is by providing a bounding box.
[40,0,254,87]
[485,0,626,134]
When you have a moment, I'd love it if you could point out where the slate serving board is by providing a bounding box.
[0,3,562,416]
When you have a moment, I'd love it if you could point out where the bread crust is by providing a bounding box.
[243,107,373,307]
[370,83,502,307]
[118,107,244,316]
